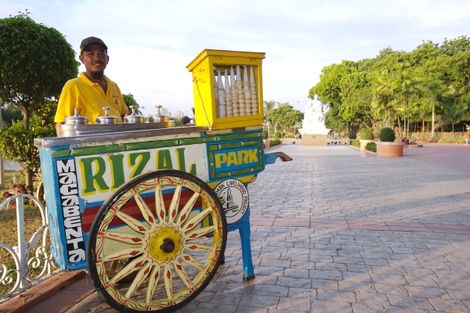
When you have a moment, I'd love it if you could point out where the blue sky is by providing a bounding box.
[1,0,469,116]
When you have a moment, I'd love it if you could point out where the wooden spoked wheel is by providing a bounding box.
[87,170,226,312]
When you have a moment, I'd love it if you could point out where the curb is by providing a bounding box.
[0,270,86,313]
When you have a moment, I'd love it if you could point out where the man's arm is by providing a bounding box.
[55,123,63,137]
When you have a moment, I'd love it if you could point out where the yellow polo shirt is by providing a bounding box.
[55,72,128,124]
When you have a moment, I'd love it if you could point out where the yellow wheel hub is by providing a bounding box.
[148,227,183,262]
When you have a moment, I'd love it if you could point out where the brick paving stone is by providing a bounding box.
[310,299,353,313]
[339,281,376,293]
[342,272,372,283]
[276,276,312,288]
[317,289,356,303]
[429,298,470,312]
[373,283,408,297]
[310,279,339,290]
[406,286,449,299]
[196,302,238,313]
[309,269,343,281]
[370,273,407,285]
[209,292,243,305]
[347,264,372,272]
[355,292,389,305]
[386,295,435,310]
[238,294,279,308]
[363,258,389,266]
[252,285,289,297]
[352,302,388,313]
[385,306,429,313]
[276,296,311,312]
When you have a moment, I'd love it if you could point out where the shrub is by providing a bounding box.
[365,142,376,152]
[357,128,374,140]
[350,139,360,147]
[270,138,281,146]
[379,127,395,142]
[437,135,465,144]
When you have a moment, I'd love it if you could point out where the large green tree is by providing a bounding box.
[309,36,470,138]
[0,12,78,192]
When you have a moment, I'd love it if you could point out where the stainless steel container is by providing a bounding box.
[96,105,118,124]
[124,108,144,124]
[60,108,89,137]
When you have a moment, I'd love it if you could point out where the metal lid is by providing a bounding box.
[96,105,119,124]
[64,108,89,125]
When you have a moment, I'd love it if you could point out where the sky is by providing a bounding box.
[1,0,469,117]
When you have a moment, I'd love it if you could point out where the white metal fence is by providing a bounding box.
[0,194,56,300]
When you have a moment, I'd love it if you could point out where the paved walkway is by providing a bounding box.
[15,144,470,312]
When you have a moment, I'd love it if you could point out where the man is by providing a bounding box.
[55,36,129,136]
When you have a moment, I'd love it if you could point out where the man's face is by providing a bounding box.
[79,43,109,74]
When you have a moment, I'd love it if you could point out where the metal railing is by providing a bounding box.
[0,194,56,300]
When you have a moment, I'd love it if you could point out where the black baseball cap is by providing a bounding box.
[80,36,108,52]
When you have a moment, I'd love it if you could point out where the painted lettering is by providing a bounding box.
[109,154,124,189]
[81,157,108,194]
[56,159,85,264]
[129,152,150,178]
[214,148,259,169]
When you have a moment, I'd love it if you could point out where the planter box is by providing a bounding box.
[376,141,404,157]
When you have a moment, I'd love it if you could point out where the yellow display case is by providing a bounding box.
[187,49,265,130]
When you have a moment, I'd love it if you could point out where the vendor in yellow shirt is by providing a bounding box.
[55,36,129,136]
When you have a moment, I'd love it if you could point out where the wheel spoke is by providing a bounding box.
[145,264,161,305]
[155,184,166,223]
[110,255,147,284]
[173,260,192,288]
[186,243,213,252]
[180,253,204,271]
[168,185,182,223]
[176,192,200,225]
[101,248,141,262]
[182,208,212,232]
[163,264,173,300]
[100,230,144,245]
[185,225,215,241]
[115,211,147,233]
[125,261,152,299]
[134,193,156,225]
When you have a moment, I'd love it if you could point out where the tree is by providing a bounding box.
[0,12,78,192]
[263,100,277,136]
[265,103,303,137]
[1,104,22,126]
[0,119,54,180]
[123,93,140,113]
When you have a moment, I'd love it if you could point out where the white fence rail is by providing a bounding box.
[0,194,56,300]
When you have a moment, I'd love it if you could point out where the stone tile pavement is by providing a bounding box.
[56,145,470,312]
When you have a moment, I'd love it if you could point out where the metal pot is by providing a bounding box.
[96,105,118,124]
[124,107,144,124]
[64,108,89,125]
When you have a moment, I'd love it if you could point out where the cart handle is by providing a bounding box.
[264,152,293,165]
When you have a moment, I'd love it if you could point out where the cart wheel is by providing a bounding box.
[87,170,227,312]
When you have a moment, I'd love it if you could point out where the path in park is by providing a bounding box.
[8,143,470,313]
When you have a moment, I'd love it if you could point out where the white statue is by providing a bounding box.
[299,95,330,135]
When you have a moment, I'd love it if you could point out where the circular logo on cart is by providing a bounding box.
[214,179,249,224]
